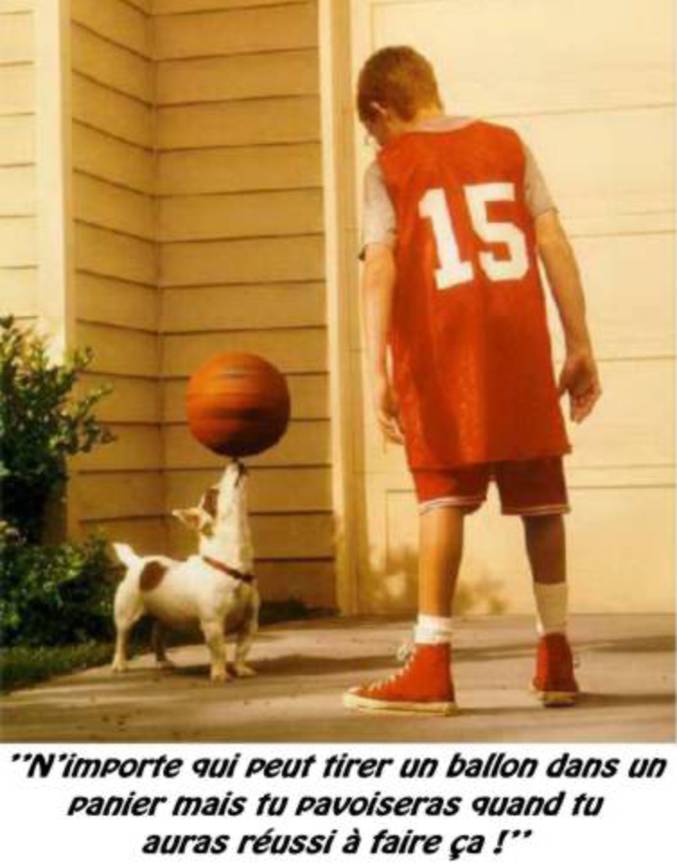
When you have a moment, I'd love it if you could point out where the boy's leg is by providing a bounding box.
[411,505,466,645]
[343,505,465,715]
[523,513,578,706]
[497,458,570,629]
[343,468,486,715]
[523,513,566,585]
[415,464,485,620]
[418,505,465,615]
[523,514,568,635]
[498,457,578,705]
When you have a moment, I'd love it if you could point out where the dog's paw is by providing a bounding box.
[234,663,256,678]
[210,667,231,684]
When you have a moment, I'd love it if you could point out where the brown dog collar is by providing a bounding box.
[202,555,256,584]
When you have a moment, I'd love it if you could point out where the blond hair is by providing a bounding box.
[357,46,442,124]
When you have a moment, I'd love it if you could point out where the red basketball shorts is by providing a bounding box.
[413,456,569,516]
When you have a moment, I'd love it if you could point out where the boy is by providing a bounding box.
[343,46,601,715]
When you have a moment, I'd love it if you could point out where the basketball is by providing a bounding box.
[186,352,291,457]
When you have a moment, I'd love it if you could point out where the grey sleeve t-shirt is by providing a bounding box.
[360,117,557,256]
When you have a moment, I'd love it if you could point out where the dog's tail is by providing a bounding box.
[112,542,139,570]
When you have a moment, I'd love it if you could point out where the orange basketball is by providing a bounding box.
[186,352,290,457]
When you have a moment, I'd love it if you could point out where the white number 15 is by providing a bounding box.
[418,183,529,290]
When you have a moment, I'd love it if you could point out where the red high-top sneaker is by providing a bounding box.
[531,633,579,707]
[343,643,457,715]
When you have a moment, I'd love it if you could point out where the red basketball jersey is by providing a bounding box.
[378,121,570,469]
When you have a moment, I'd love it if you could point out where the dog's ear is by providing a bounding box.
[172,507,206,531]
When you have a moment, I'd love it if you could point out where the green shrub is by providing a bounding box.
[0,530,115,648]
[0,315,114,542]
[0,641,115,692]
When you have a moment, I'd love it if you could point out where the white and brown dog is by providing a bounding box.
[111,460,259,682]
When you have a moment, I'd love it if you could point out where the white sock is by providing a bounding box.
[414,613,453,644]
[533,582,568,635]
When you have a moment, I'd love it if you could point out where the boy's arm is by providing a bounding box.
[535,209,601,422]
[362,243,404,443]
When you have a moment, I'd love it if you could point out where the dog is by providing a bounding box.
[111,460,260,682]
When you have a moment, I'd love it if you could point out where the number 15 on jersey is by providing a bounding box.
[419,182,529,290]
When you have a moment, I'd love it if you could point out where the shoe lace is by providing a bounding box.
[396,639,414,663]
[366,640,415,691]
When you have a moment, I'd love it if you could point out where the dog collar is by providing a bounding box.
[202,555,256,584]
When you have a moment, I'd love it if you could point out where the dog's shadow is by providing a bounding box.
[171,653,396,679]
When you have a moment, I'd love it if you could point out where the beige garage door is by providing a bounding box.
[346,0,675,615]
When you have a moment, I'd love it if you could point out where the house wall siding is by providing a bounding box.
[155,0,334,607]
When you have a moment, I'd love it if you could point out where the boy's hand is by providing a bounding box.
[558,347,601,423]
[373,373,405,444]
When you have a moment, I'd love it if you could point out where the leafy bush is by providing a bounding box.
[0,528,115,648]
[0,641,115,693]
[0,315,114,542]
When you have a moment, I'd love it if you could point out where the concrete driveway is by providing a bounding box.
[1,615,674,742]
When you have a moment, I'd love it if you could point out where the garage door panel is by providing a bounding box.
[381,484,674,616]
[373,0,672,116]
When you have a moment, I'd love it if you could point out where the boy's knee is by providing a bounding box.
[521,512,564,523]
[522,513,566,537]
[420,503,477,519]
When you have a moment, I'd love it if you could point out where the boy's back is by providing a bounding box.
[377,119,570,468]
